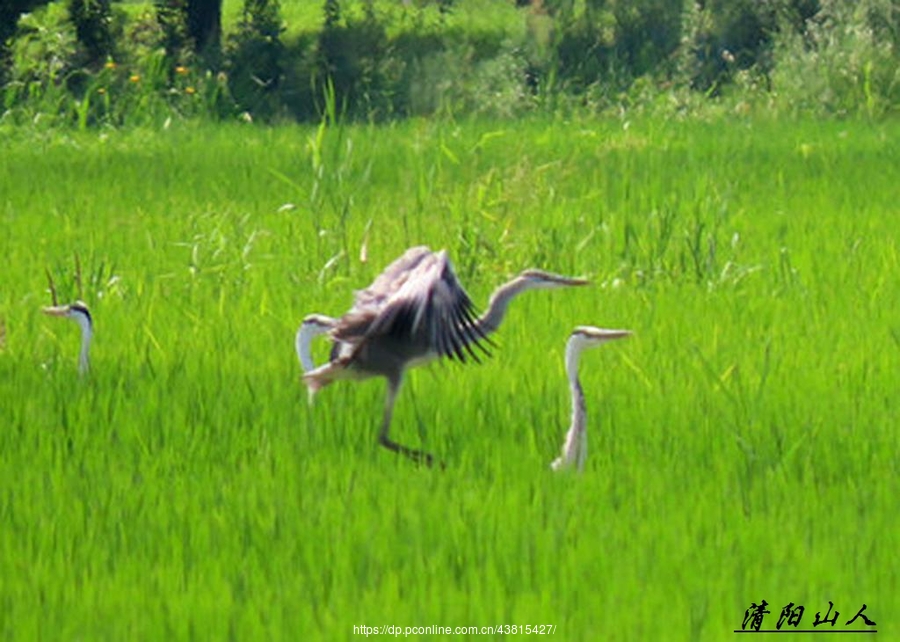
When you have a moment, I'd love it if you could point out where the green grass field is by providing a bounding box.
[1,116,897,640]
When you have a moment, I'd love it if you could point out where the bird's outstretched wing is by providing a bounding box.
[331,246,433,341]
[332,247,492,363]
[349,246,434,312]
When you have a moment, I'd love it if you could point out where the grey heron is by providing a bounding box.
[297,245,589,466]
[550,326,631,472]
[43,302,93,375]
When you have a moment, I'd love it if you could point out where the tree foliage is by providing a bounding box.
[67,0,114,64]
[226,0,284,118]
[0,0,55,82]
[1,0,897,123]
[154,0,223,64]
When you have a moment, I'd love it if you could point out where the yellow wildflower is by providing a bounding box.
[104,60,117,70]
[175,66,189,75]
[129,74,141,83]
[185,86,196,95]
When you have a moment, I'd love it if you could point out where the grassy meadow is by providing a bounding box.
[0,116,898,640]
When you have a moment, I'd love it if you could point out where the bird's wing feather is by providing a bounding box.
[333,248,491,362]
[331,246,434,344]
[350,246,433,312]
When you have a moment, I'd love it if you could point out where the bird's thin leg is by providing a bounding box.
[378,376,438,468]
[406,378,429,441]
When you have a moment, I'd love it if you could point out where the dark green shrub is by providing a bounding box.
[226,0,284,119]
[314,1,395,119]
[610,0,683,77]
[68,0,114,64]
[152,0,223,67]
[769,0,899,116]
[155,0,191,63]
[187,0,223,56]
[536,0,611,92]
[0,0,55,83]
[3,3,78,106]
[535,0,682,94]
[680,0,819,92]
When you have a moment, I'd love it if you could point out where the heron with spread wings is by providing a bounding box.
[297,246,588,466]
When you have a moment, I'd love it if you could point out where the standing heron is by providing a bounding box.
[550,326,630,472]
[298,245,589,466]
[43,302,93,376]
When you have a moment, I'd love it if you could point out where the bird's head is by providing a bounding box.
[568,325,631,353]
[517,269,590,289]
[43,301,93,375]
[42,301,92,328]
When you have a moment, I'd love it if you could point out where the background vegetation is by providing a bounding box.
[1,0,898,127]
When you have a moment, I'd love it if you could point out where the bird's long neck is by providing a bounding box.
[565,342,587,446]
[474,276,534,336]
[296,316,334,373]
[75,315,92,375]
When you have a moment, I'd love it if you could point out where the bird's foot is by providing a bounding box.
[379,437,444,469]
